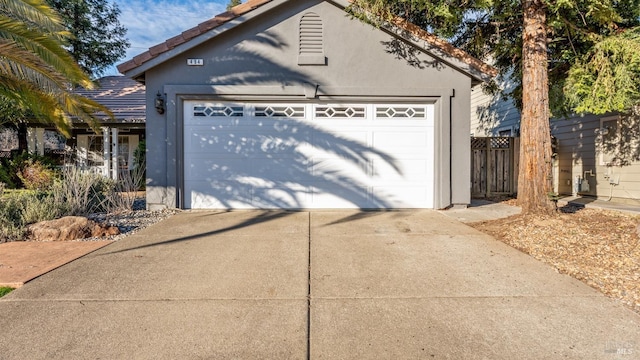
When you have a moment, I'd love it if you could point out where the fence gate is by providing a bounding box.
[471,137,518,198]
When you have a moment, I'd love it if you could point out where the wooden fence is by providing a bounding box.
[471,137,519,198]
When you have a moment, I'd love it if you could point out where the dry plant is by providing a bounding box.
[102,170,141,214]
[51,166,111,216]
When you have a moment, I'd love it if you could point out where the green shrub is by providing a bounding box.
[17,159,58,191]
[0,152,58,189]
[0,191,63,242]
[20,192,62,224]
[0,193,25,224]
[0,193,29,242]
[0,287,14,298]
[0,159,17,188]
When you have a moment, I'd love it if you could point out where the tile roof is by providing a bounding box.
[75,76,146,123]
[390,17,497,77]
[117,0,273,74]
[117,0,496,79]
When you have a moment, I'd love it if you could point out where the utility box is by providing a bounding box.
[574,176,590,194]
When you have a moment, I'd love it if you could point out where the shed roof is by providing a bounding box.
[75,76,146,123]
[117,0,496,82]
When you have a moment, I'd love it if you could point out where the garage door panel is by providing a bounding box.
[184,102,435,209]
[188,180,254,209]
[372,185,432,208]
[185,128,293,154]
[188,181,311,209]
[372,130,432,152]
[252,184,309,209]
[184,127,241,154]
[311,157,370,179]
[309,131,369,151]
[186,156,311,182]
[371,158,431,181]
[310,185,374,209]
[252,157,311,182]
[185,157,248,180]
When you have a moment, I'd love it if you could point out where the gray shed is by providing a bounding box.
[118,0,495,210]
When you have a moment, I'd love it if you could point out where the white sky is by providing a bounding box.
[105,0,228,76]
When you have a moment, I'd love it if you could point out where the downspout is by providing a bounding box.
[450,90,454,207]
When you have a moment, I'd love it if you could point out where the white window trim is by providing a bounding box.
[496,125,514,137]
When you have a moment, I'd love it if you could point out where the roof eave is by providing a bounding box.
[119,0,496,84]
[385,18,497,83]
[330,0,496,83]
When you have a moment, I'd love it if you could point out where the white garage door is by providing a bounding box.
[183,102,435,209]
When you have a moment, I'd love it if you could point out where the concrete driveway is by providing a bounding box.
[1,210,638,359]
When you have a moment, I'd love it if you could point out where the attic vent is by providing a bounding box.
[298,13,326,65]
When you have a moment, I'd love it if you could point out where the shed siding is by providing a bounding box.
[552,114,640,204]
[470,71,640,205]
[470,80,520,137]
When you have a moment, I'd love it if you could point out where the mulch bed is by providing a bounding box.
[470,205,640,315]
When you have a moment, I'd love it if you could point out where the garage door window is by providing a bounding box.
[375,106,427,119]
[255,105,305,118]
[194,105,243,117]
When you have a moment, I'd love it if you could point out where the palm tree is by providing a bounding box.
[0,0,109,138]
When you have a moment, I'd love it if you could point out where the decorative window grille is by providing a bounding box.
[375,106,426,119]
[194,105,243,117]
[0,128,18,151]
[44,130,66,150]
[315,105,366,119]
[255,105,305,118]
[298,13,325,65]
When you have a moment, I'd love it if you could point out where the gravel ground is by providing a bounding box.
[85,198,180,242]
[470,204,640,315]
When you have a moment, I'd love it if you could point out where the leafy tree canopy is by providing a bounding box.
[47,0,129,78]
[349,0,640,116]
[227,0,242,11]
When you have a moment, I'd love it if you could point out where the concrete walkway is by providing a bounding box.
[558,196,640,214]
[439,199,522,223]
[0,241,112,288]
[1,210,638,359]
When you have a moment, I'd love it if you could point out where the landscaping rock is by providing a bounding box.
[26,216,120,241]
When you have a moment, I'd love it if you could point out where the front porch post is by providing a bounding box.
[111,128,119,180]
[27,128,36,154]
[35,128,45,156]
[102,127,110,177]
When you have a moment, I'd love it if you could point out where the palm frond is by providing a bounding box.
[0,0,65,36]
[0,0,111,132]
[0,39,72,90]
[0,15,93,88]
[0,73,72,135]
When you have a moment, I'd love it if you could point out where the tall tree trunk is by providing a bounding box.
[517,0,555,214]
